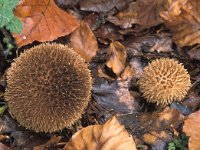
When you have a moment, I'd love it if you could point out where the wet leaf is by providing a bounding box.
[34,135,61,150]
[0,143,9,150]
[80,0,130,13]
[95,24,124,42]
[106,41,126,76]
[92,78,140,114]
[119,107,185,148]
[125,34,173,57]
[64,116,137,150]
[187,48,200,61]
[135,0,165,29]
[107,2,137,29]
[13,0,79,47]
[160,0,200,46]
[183,110,200,150]
[56,0,80,7]
[70,21,99,62]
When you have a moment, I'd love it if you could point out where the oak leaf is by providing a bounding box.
[183,110,200,150]
[70,21,99,62]
[13,0,79,47]
[160,0,200,46]
[106,41,126,76]
[64,116,137,150]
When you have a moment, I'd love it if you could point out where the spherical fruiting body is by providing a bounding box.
[139,58,191,105]
[5,43,92,133]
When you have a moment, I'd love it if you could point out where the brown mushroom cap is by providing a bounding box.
[139,58,191,105]
[5,43,92,133]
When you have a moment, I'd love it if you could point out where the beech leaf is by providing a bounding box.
[70,21,99,62]
[160,0,200,46]
[135,0,165,29]
[183,110,200,150]
[106,41,126,76]
[64,116,137,150]
[13,0,79,47]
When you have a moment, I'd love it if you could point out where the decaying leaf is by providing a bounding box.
[160,0,200,46]
[119,107,185,148]
[64,116,137,150]
[135,0,165,29]
[13,0,79,47]
[0,143,9,150]
[107,2,137,29]
[70,21,99,62]
[106,41,126,76]
[125,34,173,57]
[80,0,130,13]
[187,48,200,61]
[92,78,140,114]
[183,110,200,150]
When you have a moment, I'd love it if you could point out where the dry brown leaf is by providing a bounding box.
[183,110,200,150]
[106,41,126,76]
[107,2,138,29]
[135,0,165,29]
[160,0,200,46]
[13,0,79,47]
[70,21,99,62]
[64,116,137,150]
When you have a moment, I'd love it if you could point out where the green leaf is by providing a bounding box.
[0,9,13,27]
[0,0,19,10]
[6,16,22,33]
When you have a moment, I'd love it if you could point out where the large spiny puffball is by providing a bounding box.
[139,58,191,105]
[5,43,92,133]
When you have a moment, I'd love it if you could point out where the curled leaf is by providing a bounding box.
[106,41,126,76]
[160,0,200,46]
[13,0,79,47]
[70,21,99,62]
[183,110,200,150]
[64,116,137,150]
[107,2,137,29]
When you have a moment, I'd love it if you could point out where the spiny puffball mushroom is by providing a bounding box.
[5,43,92,133]
[138,58,191,105]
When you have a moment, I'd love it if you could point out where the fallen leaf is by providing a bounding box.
[34,135,61,150]
[13,0,79,47]
[125,34,173,57]
[56,0,80,7]
[106,41,126,76]
[143,131,172,150]
[92,78,140,114]
[135,0,165,29]
[160,0,200,46]
[64,116,137,150]
[187,48,200,61]
[183,110,200,150]
[80,0,130,13]
[107,2,137,29]
[0,143,9,150]
[119,107,185,148]
[95,24,124,42]
[70,21,99,62]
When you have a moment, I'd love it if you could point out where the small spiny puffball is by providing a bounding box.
[5,43,92,133]
[139,58,191,105]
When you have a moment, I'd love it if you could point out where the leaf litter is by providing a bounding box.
[0,0,200,149]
